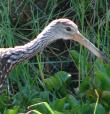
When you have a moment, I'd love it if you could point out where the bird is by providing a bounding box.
[0,18,108,94]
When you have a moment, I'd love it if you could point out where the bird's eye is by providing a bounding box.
[66,27,71,31]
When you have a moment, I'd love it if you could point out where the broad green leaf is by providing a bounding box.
[53,111,62,114]
[94,61,110,90]
[95,61,110,76]
[51,102,105,114]
[50,94,79,112]
[0,94,9,110]
[66,94,79,108]
[70,103,106,114]
[102,90,110,104]
[94,71,110,91]
[6,106,19,114]
[51,97,66,111]
[89,103,106,114]
[44,71,71,91]
[79,76,91,93]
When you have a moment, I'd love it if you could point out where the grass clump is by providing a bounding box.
[0,0,110,113]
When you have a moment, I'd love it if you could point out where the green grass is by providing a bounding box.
[0,0,110,114]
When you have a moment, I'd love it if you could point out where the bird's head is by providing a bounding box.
[38,18,108,63]
[40,18,79,40]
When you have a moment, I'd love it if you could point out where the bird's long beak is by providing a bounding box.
[72,32,108,63]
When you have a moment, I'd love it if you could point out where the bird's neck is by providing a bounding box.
[0,33,54,87]
[1,34,53,67]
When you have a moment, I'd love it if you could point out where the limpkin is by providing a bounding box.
[0,18,108,93]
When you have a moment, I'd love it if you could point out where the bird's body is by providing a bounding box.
[0,18,108,93]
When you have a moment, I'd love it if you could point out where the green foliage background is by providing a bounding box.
[0,0,110,114]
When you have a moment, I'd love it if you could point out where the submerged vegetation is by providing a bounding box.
[0,0,110,113]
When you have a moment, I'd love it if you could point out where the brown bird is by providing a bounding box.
[0,18,108,93]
